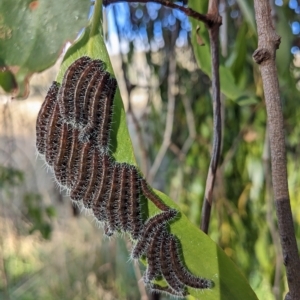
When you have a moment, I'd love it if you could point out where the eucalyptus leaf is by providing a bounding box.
[54,2,258,299]
[0,0,90,98]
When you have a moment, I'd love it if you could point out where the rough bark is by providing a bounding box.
[253,1,300,298]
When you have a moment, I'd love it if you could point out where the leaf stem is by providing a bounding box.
[91,0,103,37]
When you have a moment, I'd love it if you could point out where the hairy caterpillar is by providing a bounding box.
[35,56,213,298]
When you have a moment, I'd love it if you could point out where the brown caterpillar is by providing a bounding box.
[169,234,213,289]
[58,56,92,124]
[54,123,73,187]
[92,153,113,222]
[131,209,178,259]
[36,81,60,156]
[160,234,187,296]
[36,56,213,298]
[82,148,102,209]
[45,102,63,168]
[144,226,165,283]
[78,72,110,144]
[105,163,122,234]
[66,128,82,189]
[74,60,105,127]
[127,166,144,240]
[117,164,131,232]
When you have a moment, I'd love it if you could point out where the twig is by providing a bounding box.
[103,0,221,27]
[181,95,196,155]
[265,4,281,298]
[200,0,222,234]
[169,142,182,159]
[147,54,176,184]
[168,95,196,163]
[125,238,148,300]
[253,0,300,298]
[263,127,282,300]
[128,105,149,176]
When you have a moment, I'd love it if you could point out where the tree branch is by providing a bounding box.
[147,54,176,184]
[103,0,221,27]
[128,102,149,176]
[263,127,282,300]
[200,0,222,234]
[253,0,300,298]
[181,95,197,156]
[125,238,148,300]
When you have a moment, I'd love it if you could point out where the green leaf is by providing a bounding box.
[276,7,294,78]
[54,1,258,299]
[0,165,24,187]
[0,0,91,98]
[189,2,255,102]
[235,0,256,33]
[236,95,260,106]
[229,22,248,83]
[45,206,56,218]
[0,69,16,92]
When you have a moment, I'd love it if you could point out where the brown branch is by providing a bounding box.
[103,0,221,27]
[147,54,176,184]
[128,104,149,176]
[265,5,282,298]
[263,127,282,300]
[169,142,182,159]
[181,95,196,156]
[125,238,149,300]
[253,1,300,299]
[200,0,222,234]
[167,95,196,164]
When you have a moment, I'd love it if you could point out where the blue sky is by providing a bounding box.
[103,2,191,54]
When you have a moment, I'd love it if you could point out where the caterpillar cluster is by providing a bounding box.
[36,56,213,297]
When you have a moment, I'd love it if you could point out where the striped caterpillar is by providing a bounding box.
[35,57,213,297]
